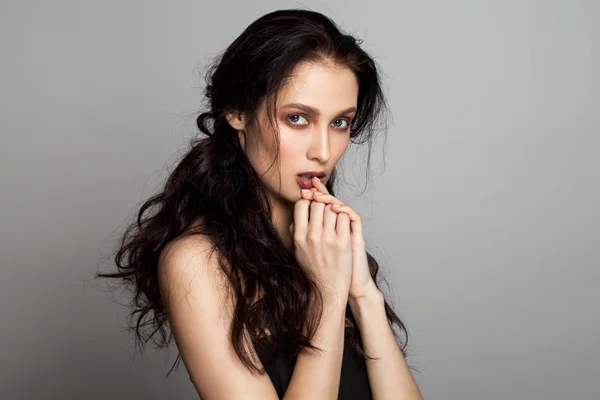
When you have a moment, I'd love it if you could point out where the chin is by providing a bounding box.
[284,184,304,204]
[283,190,300,205]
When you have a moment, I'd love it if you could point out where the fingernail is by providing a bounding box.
[314,192,322,196]
[301,189,310,193]
[310,188,318,192]
[332,204,343,207]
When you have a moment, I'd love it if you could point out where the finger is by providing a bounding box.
[310,192,362,238]
[330,203,364,240]
[311,191,343,206]
[335,211,351,239]
[308,200,325,238]
[312,176,329,195]
[300,189,313,200]
[293,198,311,236]
[322,204,337,235]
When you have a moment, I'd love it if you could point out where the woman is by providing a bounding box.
[99,9,422,399]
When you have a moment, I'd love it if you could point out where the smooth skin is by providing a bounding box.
[284,192,353,399]
[301,176,424,400]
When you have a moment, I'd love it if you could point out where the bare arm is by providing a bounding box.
[349,289,423,400]
[284,292,348,399]
[298,179,423,399]
[158,235,349,400]
[158,236,279,399]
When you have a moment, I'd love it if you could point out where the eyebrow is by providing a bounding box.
[280,103,357,116]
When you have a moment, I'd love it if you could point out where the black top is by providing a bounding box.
[254,334,372,399]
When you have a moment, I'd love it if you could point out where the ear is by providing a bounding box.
[225,110,246,131]
[226,110,247,150]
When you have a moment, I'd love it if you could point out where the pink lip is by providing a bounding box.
[296,175,327,190]
[297,176,315,189]
[298,170,326,177]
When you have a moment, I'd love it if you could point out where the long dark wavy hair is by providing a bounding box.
[97,8,409,376]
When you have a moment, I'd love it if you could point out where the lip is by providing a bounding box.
[296,172,327,190]
[297,175,315,189]
[297,170,326,178]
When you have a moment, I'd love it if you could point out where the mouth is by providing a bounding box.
[296,174,326,190]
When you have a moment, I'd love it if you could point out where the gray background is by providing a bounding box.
[1,0,598,399]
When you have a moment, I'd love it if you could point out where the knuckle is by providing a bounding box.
[307,233,320,243]
[337,212,349,221]
[322,234,336,246]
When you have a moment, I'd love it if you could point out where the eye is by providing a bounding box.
[288,114,308,126]
[332,119,351,129]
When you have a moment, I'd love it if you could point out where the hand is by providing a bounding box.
[290,189,353,305]
[300,177,379,301]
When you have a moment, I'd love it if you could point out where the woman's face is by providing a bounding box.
[230,60,359,207]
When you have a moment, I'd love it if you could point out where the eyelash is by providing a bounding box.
[287,114,352,130]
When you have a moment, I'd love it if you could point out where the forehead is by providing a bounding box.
[276,61,359,110]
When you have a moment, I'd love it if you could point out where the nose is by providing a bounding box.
[307,124,331,163]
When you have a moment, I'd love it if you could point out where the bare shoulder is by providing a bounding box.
[158,233,225,301]
[158,217,217,280]
[157,232,277,399]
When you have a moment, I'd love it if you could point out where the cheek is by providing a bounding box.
[278,140,297,156]
[277,129,302,159]
[332,136,350,160]
[276,142,299,175]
